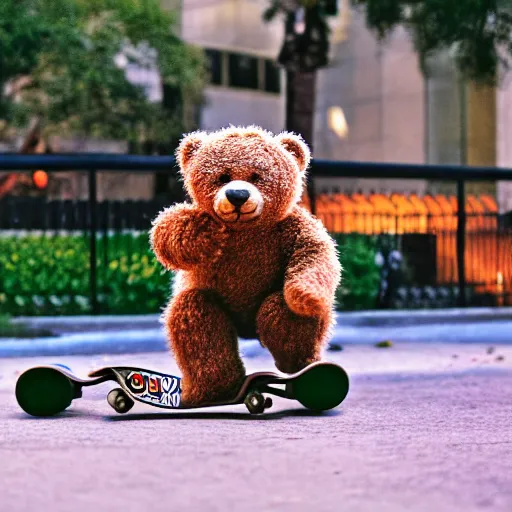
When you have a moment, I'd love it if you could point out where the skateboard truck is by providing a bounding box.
[244,391,273,415]
[107,388,135,414]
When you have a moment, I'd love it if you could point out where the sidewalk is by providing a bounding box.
[1,307,512,358]
[2,347,511,512]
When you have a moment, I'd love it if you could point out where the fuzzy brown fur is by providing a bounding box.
[150,126,341,405]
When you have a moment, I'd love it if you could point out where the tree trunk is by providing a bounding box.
[285,69,318,215]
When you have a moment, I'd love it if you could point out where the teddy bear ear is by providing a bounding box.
[275,132,311,173]
[176,131,206,169]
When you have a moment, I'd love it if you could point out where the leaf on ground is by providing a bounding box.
[375,340,393,348]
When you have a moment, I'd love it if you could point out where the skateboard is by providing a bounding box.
[15,361,350,417]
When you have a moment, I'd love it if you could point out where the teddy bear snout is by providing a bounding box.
[225,188,250,207]
[214,180,264,223]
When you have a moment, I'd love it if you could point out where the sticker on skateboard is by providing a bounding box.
[115,368,181,408]
[15,361,349,417]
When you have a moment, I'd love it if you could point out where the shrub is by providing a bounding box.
[0,233,172,316]
[332,233,381,311]
[0,232,380,315]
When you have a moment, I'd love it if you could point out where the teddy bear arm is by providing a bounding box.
[282,217,342,317]
[150,204,219,270]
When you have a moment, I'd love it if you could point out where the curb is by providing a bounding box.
[9,307,512,333]
[9,314,161,334]
[0,330,267,359]
[337,307,512,326]
[3,317,512,359]
[0,329,167,359]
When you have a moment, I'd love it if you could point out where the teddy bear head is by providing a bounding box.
[175,125,310,229]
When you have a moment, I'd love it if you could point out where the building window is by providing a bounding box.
[204,48,281,94]
[264,59,281,93]
[205,49,223,85]
[228,52,259,90]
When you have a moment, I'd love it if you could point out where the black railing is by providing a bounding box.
[2,154,512,314]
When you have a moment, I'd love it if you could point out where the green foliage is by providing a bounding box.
[0,0,206,147]
[262,1,332,72]
[332,233,381,311]
[353,0,512,84]
[264,1,512,84]
[0,234,173,316]
[263,0,334,20]
[0,232,379,316]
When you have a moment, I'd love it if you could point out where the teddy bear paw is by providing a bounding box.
[284,282,328,317]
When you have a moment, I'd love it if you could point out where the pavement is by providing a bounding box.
[1,345,512,512]
[2,307,512,358]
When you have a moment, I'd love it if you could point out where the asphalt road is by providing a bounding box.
[2,346,512,512]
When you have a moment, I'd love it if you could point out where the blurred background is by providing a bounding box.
[1,0,512,321]
[3,6,512,509]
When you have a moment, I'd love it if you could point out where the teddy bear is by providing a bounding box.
[150,126,341,406]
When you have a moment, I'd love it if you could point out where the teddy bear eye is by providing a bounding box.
[218,173,231,184]
[250,172,261,183]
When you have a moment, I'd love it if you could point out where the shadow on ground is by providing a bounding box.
[11,407,342,422]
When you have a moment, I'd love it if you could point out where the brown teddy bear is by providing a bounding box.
[150,126,341,406]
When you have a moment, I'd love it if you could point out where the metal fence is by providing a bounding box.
[1,154,512,314]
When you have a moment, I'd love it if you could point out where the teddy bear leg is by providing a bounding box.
[256,291,332,374]
[164,289,246,406]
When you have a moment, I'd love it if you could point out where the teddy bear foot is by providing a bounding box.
[275,357,319,375]
[180,378,245,408]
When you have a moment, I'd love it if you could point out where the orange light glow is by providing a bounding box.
[314,192,508,303]
[33,170,48,189]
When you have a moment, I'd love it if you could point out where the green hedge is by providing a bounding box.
[333,233,381,311]
[0,232,379,316]
[0,234,172,316]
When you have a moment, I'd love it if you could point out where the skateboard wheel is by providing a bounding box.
[107,388,134,414]
[16,367,75,417]
[291,364,349,411]
[244,391,266,415]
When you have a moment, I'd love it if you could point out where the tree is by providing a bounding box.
[263,1,339,213]
[0,0,206,153]
[263,1,335,148]
[354,0,512,85]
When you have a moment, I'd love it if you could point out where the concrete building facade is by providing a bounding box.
[180,0,285,134]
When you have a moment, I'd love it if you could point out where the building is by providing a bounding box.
[179,0,285,134]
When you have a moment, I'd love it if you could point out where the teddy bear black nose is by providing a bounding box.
[225,188,250,207]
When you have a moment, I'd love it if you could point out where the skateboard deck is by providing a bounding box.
[15,361,349,417]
